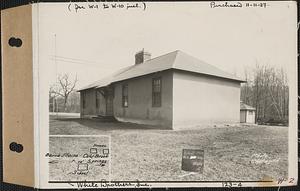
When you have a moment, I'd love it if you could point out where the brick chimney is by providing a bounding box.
[135,49,151,65]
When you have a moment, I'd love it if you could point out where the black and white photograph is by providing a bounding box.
[34,1,298,188]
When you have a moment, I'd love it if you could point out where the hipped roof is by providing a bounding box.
[78,50,245,91]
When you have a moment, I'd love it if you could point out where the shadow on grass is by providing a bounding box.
[51,117,169,131]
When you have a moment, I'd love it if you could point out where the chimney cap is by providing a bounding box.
[135,49,151,55]
[135,49,151,65]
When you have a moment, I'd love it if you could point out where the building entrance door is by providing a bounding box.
[106,96,113,116]
[105,87,114,116]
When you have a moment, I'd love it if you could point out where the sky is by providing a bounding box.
[37,2,297,89]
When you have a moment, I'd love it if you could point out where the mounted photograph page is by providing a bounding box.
[0,1,298,189]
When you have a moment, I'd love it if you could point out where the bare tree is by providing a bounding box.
[51,74,78,112]
[240,67,253,106]
[241,63,289,125]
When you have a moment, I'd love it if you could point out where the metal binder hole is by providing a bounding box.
[8,37,22,47]
[9,142,23,153]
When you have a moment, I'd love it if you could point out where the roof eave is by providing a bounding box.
[171,68,246,83]
[240,109,256,111]
[77,87,96,92]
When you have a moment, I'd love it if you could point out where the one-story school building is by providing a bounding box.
[78,50,245,130]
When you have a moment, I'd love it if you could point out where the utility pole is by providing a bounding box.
[54,34,58,118]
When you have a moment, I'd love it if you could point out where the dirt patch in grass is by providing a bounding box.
[50,118,288,181]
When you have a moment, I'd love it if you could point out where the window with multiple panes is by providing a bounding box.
[122,84,128,107]
[152,77,162,107]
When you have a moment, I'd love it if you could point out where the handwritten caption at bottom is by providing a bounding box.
[67,180,151,189]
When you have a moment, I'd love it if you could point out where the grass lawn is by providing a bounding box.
[49,117,288,181]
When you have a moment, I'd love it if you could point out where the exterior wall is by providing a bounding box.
[80,88,97,117]
[246,110,255,123]
[113,70,173,128]
[240,110,247,123]
[240,110,255,123]
[80,69,242,129]
[173,71,241,129]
